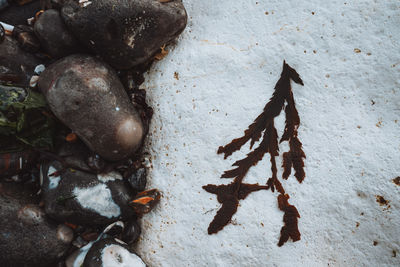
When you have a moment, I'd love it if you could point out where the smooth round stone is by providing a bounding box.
[61,0,187,69]
[38,54,144,161]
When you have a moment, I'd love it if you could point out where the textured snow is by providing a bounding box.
[102,244,146,267]
[137,0,400,266]
[73,184,121,218]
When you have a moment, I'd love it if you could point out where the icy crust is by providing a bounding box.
[101,244,146,267]
[73,184,121,218]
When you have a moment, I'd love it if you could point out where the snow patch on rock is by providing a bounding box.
[72,241,94,267]
[73,184,121,218]
[101,244,146,267]
[97,171,123,183]
[47,166,61,189]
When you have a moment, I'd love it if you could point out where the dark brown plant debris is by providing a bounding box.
[392,176,400,186]
[375,195,390,210]
[203,61,305,246]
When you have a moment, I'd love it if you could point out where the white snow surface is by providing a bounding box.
[73,184,121,218]
[102,244,146,267]
[137,0,400,266]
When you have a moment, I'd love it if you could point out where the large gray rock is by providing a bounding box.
[41,161,137,226]
[34,9,81,58]
[61,0,187,69]
[38,54,144,161]
[0,182,73,267]
[0,36,42,86]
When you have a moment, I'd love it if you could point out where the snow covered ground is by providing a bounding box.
[137,0,400,266]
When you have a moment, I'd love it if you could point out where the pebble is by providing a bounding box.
[61,0,187,69]
[34,9,82,58]
[127,167,147,193]
[38,54,144,161]
[0,182,73,267]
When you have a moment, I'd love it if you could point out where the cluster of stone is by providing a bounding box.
[0,0,187,266]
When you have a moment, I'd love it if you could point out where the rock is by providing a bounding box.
[0,0,9,12]
[0,182,73,267]
[61,0,187,69]
[0,23,4,43]
[127,167,147,193]
[38,54,144,161]
[65,240,94,267]
[0,150,38,179]
[41,161,137,226]
[82,238,146,267]
[34,9,81,58]
[0,1,41,25]
[12,25,41,53]
[0,36,42,86]
[121,219,141,245]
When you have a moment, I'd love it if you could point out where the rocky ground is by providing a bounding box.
[0,0,187,266]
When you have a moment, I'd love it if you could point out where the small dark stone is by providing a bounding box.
[127,167,147,192]
[103,221,124,237]
[82,238,146,267]
[122,219,141,245]
[0,150,39,180]
[0,23,5,43]
[0,36,42,86]
[41,161,137,226]
[12,25,40,53]
[49,0,66,10]
[0,0,9,12]
[38,54,144,161]
[86,154,106,173]
[61,0,187,69]
[0,0,41,25]
[34,9,82,58]
[0,182,73,267]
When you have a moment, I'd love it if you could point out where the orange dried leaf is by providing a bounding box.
[154,44,168,60]
[132,196,154,205]
[66,133,77,142]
